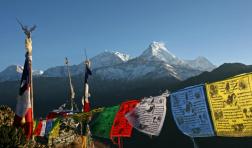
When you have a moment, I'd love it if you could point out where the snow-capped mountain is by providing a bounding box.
[138,41,216,71]
[0,65,43,82]
[0,41,215,82]
[139,41,186,66]
[93,42,202,81]
[185,56,216,72]
[42,51,130,77]
[0,65,23,82]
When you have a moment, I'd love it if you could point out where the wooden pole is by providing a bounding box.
[17,19,36,140]
[65,57,74,111]
[25,36,34,141]
[29,52,33,120]
[83,49,89,109]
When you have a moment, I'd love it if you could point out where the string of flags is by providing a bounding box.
[170,72,252,138]
[32,94,168,144]
[14,72,252,148]
[30,72,252,147]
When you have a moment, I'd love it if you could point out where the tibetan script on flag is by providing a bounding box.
[206,73,252,137]
[171,85,214,137]
[126,94,167,136]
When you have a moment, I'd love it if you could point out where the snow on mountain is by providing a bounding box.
[114,52,130,62]
[42,51,130,77]
[139,41,215,72]
[139,41,187,66]
[0,42,215,82]
[42,65,82,77]
[0,65,22,82]
[93,42,203,81]
[185,56,216,72]
[94,59,180,80]
[33,70,44,76]
[90,51,130,69]
[0,65,44,82]
[93,60,200,81]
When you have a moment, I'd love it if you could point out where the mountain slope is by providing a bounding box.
[0,65,43,82]
[42,51,130,77]
[0,65,22,82]
[171,63,252,91]
[185,56,216,72]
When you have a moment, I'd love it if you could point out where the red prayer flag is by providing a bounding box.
[34,119,43,136]
[25,108,33,139]
[110,100,140,142]
[46,111,69,120]
[83,101,90,112]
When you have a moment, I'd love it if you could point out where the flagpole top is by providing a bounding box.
[16,19,36,54]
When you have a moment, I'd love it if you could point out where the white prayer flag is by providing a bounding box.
[125,94,167,136]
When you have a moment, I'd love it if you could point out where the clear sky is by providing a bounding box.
[1,0,252,71]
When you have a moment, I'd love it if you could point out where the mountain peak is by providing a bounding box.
[149,41,167,51]
[113,51,130,62]
[90,51,130,69]
[185,56,216,72]
[4,65,23,73]
[96,51,130,62]
[148,41,176,58]
[195,56,208,61]
[0,65,22,82]
[145,41,176,58]
[43,51,131,77]
[140,41,185,66]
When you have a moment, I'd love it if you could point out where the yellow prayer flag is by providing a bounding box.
[206,72,252,136]
[49,121,60,139]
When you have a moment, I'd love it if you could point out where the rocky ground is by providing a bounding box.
[0,105,15,126]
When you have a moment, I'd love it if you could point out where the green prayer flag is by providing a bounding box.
[33,119,39,133]
[90,105,120,139]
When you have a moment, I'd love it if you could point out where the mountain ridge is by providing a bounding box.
[0,42,215,82]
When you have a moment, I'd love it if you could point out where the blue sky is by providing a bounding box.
[0,0,252,71]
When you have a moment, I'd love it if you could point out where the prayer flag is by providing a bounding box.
[206,73,252,137]
[171,84,214,137]
[126,94,167,136]
[90,105,120,139]
[110,100,139,142]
